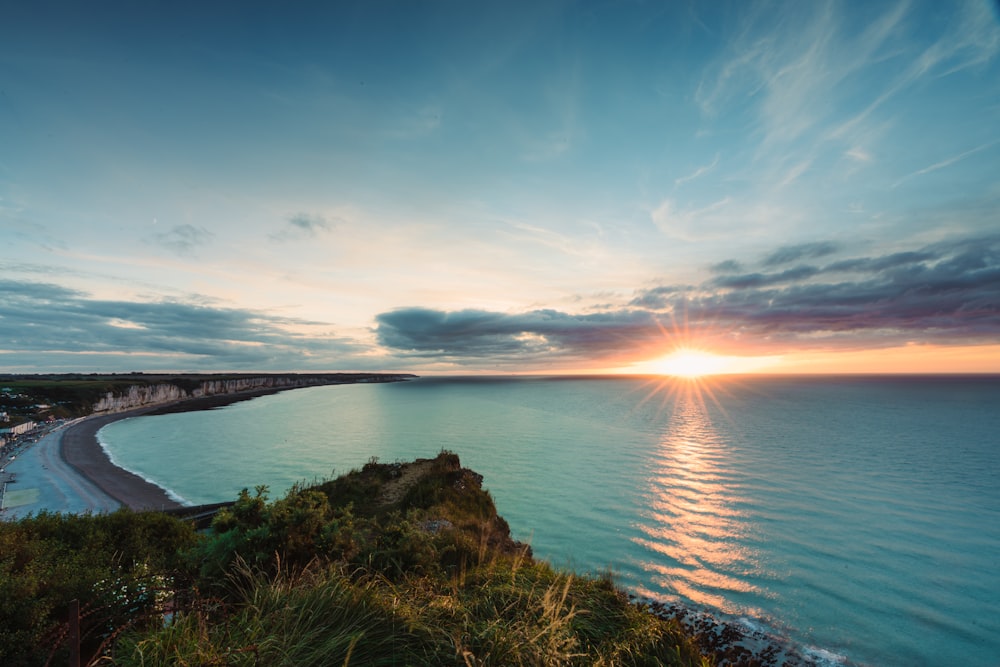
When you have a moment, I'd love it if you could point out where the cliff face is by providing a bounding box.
[89,374,412,414]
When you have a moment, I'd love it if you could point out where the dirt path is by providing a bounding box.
[376,459,437,507]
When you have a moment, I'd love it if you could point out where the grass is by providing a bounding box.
[112,558,710,666]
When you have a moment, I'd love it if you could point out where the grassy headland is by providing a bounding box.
[0,452,717,666]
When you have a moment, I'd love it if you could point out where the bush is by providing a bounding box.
[0,510,196,666]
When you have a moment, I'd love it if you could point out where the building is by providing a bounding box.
[0,421,37,437]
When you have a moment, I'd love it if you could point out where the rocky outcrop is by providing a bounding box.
[89,374,413,414]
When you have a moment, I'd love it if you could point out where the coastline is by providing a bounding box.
[61,407,183,511]
[3,385,346,518]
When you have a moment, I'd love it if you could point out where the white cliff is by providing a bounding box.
[89,374,412,414]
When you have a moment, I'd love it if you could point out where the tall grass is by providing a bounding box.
[54,453,713,666]
[112,554,709,666]
[112,560,429,666]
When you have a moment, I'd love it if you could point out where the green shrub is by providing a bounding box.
[0,510,196,666]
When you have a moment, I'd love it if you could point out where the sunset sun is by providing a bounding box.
[653,349,731,378]
[642,348,779,378]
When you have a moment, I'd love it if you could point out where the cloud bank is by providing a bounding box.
[0,280,362,371]
[3,235,996,372]
[377,236,1000,362]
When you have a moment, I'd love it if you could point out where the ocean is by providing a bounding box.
[98,375,1000,666]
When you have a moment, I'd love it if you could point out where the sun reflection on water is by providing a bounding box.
[632,380,765,616]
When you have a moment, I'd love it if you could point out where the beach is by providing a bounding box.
[0,408,178,520]
[0,387,313,520]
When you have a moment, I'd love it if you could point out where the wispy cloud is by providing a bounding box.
[149,225,214,257]
[650,196,732,240]
[831,0,1000,141]
[844,146,872,162]
[694,1,906,148]
[762,241,840,267]
[693,0,999,197]
[271,213,339,241]
[675,153,720,186]
[891,140,1000,188]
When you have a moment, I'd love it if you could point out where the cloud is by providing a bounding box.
[272,213,338,241]
[761,241,840,267]
[711,265,822,289]
[845,146,872,162]
[375,307,663,361]
[628,285,689,310]
[151,224,214,256]
[0,279,364,370]
[376,235,1000,364]
[675,154,720,186]
[650,196,732,239]
[709,259,743,274]
[891,140,1000,188]
[831,0,1000,141]
[650,235,1000,349]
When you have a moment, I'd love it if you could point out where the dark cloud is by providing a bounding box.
[709,259,743,274]
[711,265,821,288]
[655,235,1000,348]
[0,279,362,370]
[628,285,688,309]
[378,235,1000,362]
[761,241,839,267]
[375,308,662,360]
[825,251,937,274]
[151,224,214,256]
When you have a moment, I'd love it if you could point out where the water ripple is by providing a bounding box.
[631,388,767,616]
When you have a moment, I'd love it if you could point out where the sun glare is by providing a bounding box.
[643,348,782,378]
[653,349,732,378]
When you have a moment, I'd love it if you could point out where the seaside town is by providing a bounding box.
[0,383,65,449]
[0,386,66,512]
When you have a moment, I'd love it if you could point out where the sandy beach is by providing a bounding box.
[0,407,181,520]
[0,387,310,520]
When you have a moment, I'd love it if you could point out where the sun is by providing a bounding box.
[652,348,733,378]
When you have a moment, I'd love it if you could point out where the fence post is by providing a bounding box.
[68,599,80,667]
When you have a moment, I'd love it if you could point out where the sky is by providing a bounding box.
[2,0,999,375]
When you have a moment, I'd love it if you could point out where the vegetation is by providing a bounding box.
[0,452,711,666]
[0,510,198,665]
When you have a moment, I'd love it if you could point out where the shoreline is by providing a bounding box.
[3,384,359,518]
[60,407,183,511]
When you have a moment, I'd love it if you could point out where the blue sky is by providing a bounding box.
[2,0,999,374]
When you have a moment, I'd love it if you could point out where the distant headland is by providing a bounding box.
[0,372,417,425]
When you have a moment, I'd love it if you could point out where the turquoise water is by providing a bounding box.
[99,375,1000,666]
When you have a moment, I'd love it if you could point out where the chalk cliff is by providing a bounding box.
[89,374,413,414]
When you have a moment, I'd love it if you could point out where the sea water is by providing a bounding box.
[99,375,1000,666]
